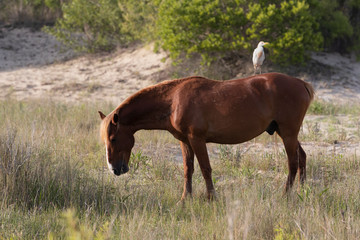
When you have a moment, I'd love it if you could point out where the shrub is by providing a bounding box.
[43,0,359,62]
[246,1,323,64]
[45,0,124,52]
[308,0,354,52]
[0,0,63,26]
[156,0,249,64]
[45,0,158,52]
[118,0,159,42]
[156,0,323,65]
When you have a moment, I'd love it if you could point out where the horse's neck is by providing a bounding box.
[117,87,172,132]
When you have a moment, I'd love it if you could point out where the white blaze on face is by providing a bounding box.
[105,140,113,171]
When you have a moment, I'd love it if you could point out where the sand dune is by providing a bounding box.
[0,27,170,103]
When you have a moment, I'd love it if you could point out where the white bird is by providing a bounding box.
[252,41,269,75]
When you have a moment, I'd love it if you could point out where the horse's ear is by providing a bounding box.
[98,111,106,120]
[112,113,119,125]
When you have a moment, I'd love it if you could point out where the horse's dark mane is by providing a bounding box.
[113,76,207,127]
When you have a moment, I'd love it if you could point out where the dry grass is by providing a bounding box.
[1,99,360,239]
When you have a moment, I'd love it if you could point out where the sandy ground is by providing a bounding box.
[1,27,360,104]
[309,52,360,102]
[0,27,170,103]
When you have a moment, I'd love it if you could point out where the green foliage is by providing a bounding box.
[44,0,62,10]
[274,224,300,240]
[246,1,323,64]
[308,0,353,50]
[49,209,111,240]
[219,145,242,171]
[304,0,360,58]
[129,150,150,174]
[45,0,158,52]
[344,0,360,58]
[2,0,360,60]
[118,0,159,41]
[157,0,248,64]
[308,100,360,115]
[157,0,323,65]
[0,0,63,25]
[45,0,124,52]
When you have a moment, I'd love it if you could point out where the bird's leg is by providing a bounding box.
[260,67,262,74]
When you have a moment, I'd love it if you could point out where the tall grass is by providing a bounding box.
[1,99,360,239]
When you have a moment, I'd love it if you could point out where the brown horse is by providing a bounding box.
[99,72,314,201]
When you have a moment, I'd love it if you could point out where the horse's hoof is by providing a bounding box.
[207,190,217,201]
[176,199,185,206]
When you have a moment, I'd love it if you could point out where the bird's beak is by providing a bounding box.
[264,42,270,45]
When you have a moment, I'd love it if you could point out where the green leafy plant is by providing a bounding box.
[157,0,323,65]
[0,0,63,25]
[45,0,158,52]
[246,1,323,64]
[129,150,150,174]
[308,0,359,55]
[157,0,249,65]
[45,0,124,52]
[49,209,112,240]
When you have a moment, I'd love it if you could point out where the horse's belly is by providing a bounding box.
[206,122,267,144]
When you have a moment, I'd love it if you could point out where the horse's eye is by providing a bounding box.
[111,138,116,143]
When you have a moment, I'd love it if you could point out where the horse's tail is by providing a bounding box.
[303,81,315,102]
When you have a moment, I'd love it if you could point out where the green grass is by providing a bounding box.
[1,100,360,239]
[308,99,360,115]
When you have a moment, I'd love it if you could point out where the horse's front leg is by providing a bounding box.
[179,140,194,202]
[188,136,216,200]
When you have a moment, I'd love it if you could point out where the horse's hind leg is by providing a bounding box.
[179,141,194,201]
[281,135,300,192]
[298,142,306,185]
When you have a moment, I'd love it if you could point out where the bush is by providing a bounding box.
[310,0,360,58]
[45,0,124,52]
[44,0,359,62]
[246,1,323,64]
[156,0,249,64]
[157,0,323,65]
[308,0,354,52]
[0,0,63,26]
[118,0,159,42]
[45,0,158,52]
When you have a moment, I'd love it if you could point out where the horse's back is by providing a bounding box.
[168,73,313,143]
[172,73,312,110]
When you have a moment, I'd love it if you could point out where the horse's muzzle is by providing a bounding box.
[112,163,129,176]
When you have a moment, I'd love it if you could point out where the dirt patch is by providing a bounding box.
[0,28,171,103]
[0,27,76,71]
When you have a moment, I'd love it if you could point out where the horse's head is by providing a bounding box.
[98,111,134,176]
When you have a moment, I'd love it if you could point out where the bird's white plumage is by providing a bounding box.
[252,41,268,75]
